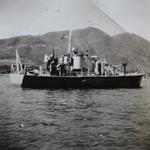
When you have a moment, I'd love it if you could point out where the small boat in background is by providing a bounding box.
[9,49,39,85]
[9,49,24,85]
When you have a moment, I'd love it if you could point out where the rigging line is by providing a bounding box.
[18,0,126,36]
[19,0,63,36]
[18,6,50,36]
[91,0,127,33]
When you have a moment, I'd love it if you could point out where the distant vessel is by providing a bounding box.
[9,49,39,85]
[9,49,24,85]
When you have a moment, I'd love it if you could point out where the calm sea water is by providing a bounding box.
[0,75,150,150]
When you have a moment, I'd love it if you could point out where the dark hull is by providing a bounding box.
[21,74,143,89]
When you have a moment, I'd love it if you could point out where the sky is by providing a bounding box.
[0,0,150,41]
[93,0,150,41]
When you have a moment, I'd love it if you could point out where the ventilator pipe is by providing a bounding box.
[122,62,127,76]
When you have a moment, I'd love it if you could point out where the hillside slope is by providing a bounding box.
[0,27,150,72]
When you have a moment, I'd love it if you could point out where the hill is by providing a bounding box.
[0,27,150,73]
[113,33,150,71]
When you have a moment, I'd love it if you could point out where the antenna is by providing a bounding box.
[52,42,55,57]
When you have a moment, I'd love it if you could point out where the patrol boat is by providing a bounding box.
[10,29,144,89]
[20,47,144,89]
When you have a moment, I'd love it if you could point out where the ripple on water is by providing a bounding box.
[0,76,150,150]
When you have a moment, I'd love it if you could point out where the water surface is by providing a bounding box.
[0,76,150,150]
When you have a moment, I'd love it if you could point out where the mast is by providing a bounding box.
[68,29,72,54]
[16,49,23,74]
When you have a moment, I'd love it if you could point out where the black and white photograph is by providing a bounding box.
[0,0,150,149]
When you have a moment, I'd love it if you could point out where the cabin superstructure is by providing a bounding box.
[42,48,133,78]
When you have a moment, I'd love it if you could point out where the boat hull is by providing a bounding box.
[21,74,143,89]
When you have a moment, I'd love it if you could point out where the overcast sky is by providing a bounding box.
[94,0,150,41]
[0,0,150,41]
